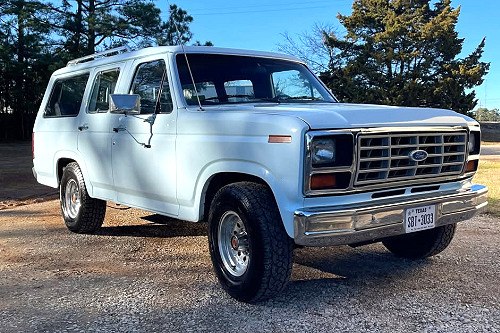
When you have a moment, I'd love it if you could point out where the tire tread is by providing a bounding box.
[209,182,294,303]
[61,162,106,233]
[382,224,456,259]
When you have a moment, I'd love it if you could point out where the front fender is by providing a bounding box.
[177,159,303,238]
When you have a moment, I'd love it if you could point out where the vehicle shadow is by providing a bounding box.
[96,214,207,238]
[275,245,433,303]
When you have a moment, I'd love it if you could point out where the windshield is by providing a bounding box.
[176,53,336,106]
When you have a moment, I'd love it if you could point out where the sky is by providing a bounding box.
[155,0,500,110]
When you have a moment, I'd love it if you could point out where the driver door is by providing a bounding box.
[111,56,178,216]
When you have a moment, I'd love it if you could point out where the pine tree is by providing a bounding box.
[0,0,53,138]
[48,1,201,59]
[318,0,489,114]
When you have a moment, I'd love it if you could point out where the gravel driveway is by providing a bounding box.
[1,200,499,333]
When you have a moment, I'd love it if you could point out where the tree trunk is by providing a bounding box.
[15,0,26,139]
[87,0,95,54]
[73,0,84,57]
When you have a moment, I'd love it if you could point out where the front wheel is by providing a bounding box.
[382,224,456,259]
[60,162,106,233]
[208,182,294,303]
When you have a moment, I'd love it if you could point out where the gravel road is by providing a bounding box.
[1,200,499,333]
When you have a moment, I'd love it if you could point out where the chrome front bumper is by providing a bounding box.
[293,184,488,247]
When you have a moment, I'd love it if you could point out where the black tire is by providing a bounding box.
[208,182,294,303]
[382,224,456,259]
[60,162,106,233]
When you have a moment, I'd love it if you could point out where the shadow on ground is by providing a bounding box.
[96,214,207,238]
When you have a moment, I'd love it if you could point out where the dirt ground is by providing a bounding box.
[1,201,499,332]
[0,142,499,332]
[0,142,58,208]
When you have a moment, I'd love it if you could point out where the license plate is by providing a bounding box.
[405,205,435,233]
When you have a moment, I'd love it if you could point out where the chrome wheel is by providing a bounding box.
[218,211,250,277]
[63,178,81,219]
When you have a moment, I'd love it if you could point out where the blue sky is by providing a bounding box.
[156,0,500,110]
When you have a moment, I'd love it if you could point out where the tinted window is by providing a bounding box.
[176,54,335,106]
[88,68,120,112]
[44,73,89,117]
[272,70,323,100]
[130,60,172,114]
[182,81,217,104]
[224,80,254,102]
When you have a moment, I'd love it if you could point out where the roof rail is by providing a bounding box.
[67,46,131,66]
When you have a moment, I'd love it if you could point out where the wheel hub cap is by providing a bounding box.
[231,236,239,250]
[218,211,250,277]
[63,179,81,219]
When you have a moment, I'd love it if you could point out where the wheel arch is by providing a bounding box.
[201,172,268,223]
[192,163,299,238]
[53,151,93,196]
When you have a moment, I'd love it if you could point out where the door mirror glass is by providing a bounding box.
[110,94,140,114]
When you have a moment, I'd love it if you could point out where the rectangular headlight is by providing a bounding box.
[311,135,353,167]
[312,138,336,165]
[468,131,481,155]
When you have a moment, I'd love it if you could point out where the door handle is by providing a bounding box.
[113,127,125,133]
[78,124,89,131]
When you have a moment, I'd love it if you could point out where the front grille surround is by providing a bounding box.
[304,127,472,196]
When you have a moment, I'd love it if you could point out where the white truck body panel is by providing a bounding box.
[32,45,486,241]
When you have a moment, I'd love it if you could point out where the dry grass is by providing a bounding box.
[474,160,500,218]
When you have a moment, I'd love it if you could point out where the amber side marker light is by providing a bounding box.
[465,160,478,173]
[268,135,292,143]
[310,173,337,190]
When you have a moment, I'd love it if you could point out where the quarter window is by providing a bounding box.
[88,68,120,112]
[44,73,89,117]
[130,59,172,114]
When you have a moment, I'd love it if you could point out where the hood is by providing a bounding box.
[202,102,474,130]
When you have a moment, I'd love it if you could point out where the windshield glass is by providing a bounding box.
[176,53,336,106]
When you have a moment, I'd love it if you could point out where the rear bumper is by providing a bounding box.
[293,184,488,247]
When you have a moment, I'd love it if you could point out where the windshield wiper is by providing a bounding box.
[257,96,335,103]
[254,97,281,103]
[202,94,255,101]
[279,96,330,102]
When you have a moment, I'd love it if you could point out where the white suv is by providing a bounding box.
[32,46,488,302]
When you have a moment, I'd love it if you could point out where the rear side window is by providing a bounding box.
[44,73,89,117]
[88,68,120,112]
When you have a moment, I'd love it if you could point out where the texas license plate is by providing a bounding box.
[405,205,436,233]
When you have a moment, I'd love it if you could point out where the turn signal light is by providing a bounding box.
[310,174,337,190]
[268,135,292,143]
[465,160,478,173]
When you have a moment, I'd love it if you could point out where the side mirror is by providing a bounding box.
[110,94,140,114]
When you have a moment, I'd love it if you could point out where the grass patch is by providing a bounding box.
[474,160,500,218]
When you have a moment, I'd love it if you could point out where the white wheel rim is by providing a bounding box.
[218,211,250,277]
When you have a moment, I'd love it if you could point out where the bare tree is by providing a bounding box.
[277,23,339,74]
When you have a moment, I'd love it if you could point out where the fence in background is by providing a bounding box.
[480,122,500,142]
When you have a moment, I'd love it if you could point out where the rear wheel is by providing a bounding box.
[208,182,294,303]
[382,224,456,259]
[60,162,106,233]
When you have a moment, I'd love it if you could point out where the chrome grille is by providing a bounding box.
[355,131,467,186]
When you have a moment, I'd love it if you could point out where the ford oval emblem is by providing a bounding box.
[408,150,428,162]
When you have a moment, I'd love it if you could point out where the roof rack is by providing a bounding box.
[67,46,131,66]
